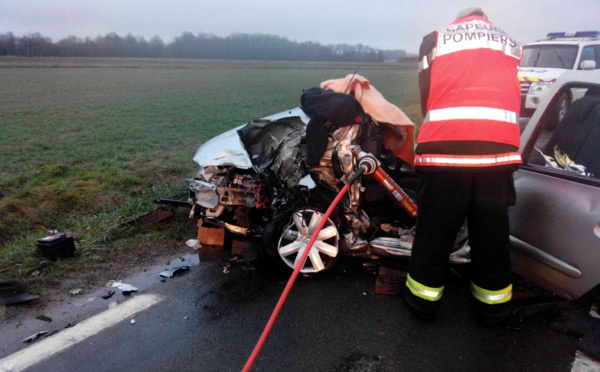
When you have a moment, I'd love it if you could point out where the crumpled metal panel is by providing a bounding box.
[193,124,253,169]
[237,117,307,188]
[192,108,310,171]
[190,179,219,208]
[308,125,360,193]
[269,129,306,188]
[216,186,259,207]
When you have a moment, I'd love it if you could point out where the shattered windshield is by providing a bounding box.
[520,45,578,69]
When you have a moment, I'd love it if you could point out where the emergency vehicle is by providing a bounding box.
[518,31,600,124]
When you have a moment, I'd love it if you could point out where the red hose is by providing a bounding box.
[242,182,352,371]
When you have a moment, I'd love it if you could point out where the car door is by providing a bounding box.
[509,80,600,300]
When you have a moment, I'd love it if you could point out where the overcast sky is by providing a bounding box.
[3,0,599,54]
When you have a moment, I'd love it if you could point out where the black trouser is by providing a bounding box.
[406,171,516,314]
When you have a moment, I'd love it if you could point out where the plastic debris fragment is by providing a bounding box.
[0,280,40,305]
[23,331,49,343]
[100,290,115,299]
[36,315,53,323]
[159,266,190,278]
[186,239,202,250]
[108,281,139,294]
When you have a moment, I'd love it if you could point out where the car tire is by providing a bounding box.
[262,209,340,274]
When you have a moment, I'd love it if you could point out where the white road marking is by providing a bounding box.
[0,294,163,372]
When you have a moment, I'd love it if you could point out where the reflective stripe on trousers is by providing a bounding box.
[470,282,512,305]
[406,274,444,302]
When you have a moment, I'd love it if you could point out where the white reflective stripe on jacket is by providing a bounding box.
[424,106,518,125]
[414,153,522,167]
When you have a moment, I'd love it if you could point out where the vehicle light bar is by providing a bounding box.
[547,31,600,39]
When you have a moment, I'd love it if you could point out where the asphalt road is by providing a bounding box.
[1,253,597,372]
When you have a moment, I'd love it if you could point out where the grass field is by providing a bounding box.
[0,57,421,286]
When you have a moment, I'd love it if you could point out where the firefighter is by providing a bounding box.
[404,8,523,325]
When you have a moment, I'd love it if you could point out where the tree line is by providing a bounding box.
[0,31,396,62]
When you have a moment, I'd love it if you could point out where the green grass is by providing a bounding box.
[0,57,421,287]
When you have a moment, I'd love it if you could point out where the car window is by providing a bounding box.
[580,46,599,69]
[520,45,578,69]
[525,85,600,179]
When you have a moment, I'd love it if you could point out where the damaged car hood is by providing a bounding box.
[192,123,254,169]
[192,108,309,169]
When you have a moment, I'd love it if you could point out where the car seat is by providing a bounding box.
[572,95,600,176]
[543,89,600,176]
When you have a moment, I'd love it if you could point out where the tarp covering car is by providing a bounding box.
[320,74,416,166]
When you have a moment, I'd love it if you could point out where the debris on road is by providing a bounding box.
[36,315,53,323]
[108,281,139,295]
[130,319,136,325]
[100,290,115,299]
[506,296,570,330]
[0,280,40,305]
[23,331,49,343]
[196,220,225,262]
[375,266,407,297]
[159,266,190,278]
[69,288,82,296]
[551,307,600,362]
[186,239,202,250]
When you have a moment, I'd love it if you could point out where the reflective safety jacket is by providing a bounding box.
[416,15,523,170]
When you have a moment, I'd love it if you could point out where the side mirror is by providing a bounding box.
[580,60,596,70]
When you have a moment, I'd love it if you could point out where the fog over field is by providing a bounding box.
[3,0,599,53]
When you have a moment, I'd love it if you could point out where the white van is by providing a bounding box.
[518,31,600,126]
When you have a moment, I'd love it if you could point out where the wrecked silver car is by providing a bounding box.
[185,71,600,302]
[188,75,470,274]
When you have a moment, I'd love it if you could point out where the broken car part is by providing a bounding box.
[109,281,139,294]
[35,232,76,261]
[35,315,53,323]
[0,280,40,305]
[23,331,49,343]
[159,266,190,278]
[100,290,116,299]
